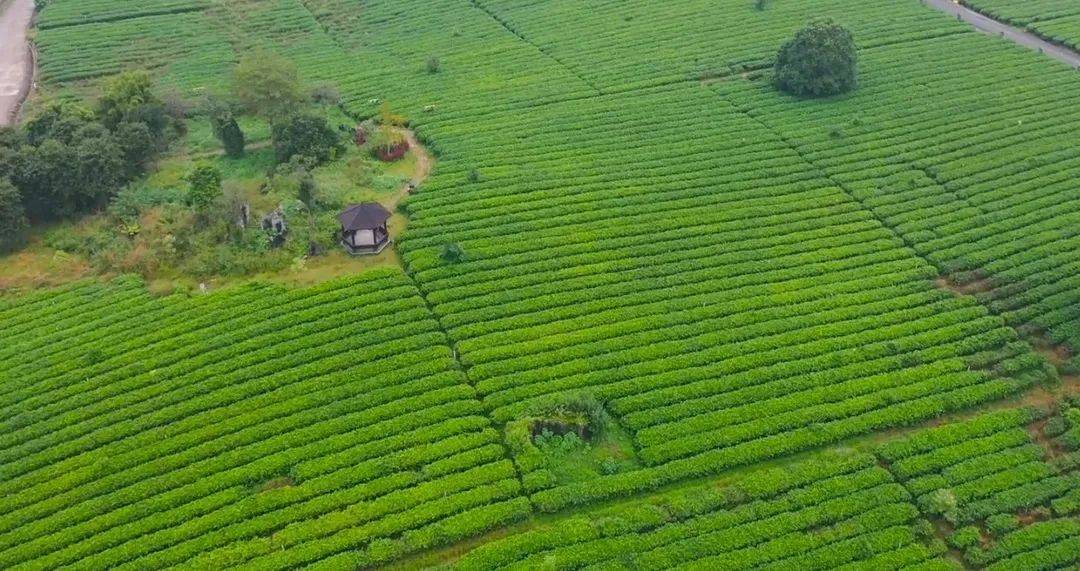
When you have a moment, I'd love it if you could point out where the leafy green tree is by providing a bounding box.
[204,97,246,158]
[12,125,125,219]
[187,164,223,210]
[271,114,343,165]
[0,177,29,253]
[233,50,306,122]
[774,19,858,97]
[441,243,466,264]
[24,102,95,145]
[97,71,162,131]
[218,118,246,158]
[114,121,156,177]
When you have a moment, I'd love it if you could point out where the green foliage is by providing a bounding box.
[455,454,952,569]
[0,271,525,568]
[925,488,960,523]
[205,98,246,158]
[0,177,29,253]
[774,19,858,97]
[271,113,343,165]
[986,513,1020,536]
[97,71,162,131]
[440,242,466,264]
[186,164,222,210]
[233,50,306,122]
[949,526,982,549]
[427,56,442,74]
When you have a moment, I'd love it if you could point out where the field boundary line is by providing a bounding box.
[465,0,602,96]
[925,0,1080,69]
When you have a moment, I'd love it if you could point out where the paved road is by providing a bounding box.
[0,0,35,126]
[923,0,1080,69]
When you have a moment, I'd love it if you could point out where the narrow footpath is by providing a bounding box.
[923,0,1080,69]
[0,0,35,126]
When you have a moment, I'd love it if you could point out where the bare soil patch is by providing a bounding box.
[257,476,295,492]
[934,274,995,297]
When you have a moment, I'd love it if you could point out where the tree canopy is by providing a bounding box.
[271,114,343,165]
[0,177,28,253]
[233,50,306,122]
[774,19,858,98]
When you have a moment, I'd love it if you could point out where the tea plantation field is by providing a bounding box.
[962,0,1080,49]
[6,0,1080,568]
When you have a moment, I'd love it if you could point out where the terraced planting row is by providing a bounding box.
[30,0,596,117]
[399,85,1048,510]
[877,406,1080,569]
[962,0,1080,50]
[36,0,209,30]
[452,452,956,570]
[470,0,968,92]
[0,270,527,569]
[448,405,1080,570]
[34,10,235,91]
[298,0,599,119]
[715,29,1080,371]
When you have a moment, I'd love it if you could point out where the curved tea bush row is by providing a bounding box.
[35,11,235,91]
[876,407,1080,569]
[0,270,525,569]
[471,0,967,92]
[961,0,1080,50]
[397,84,1045,509]
[453,453,954,570]
[37,0,209,29]
[716,28,1080,369]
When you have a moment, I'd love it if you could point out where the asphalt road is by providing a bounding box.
[923,0,1080,69]
[0,0,34,126]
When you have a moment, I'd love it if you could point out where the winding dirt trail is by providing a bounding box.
[0,0,35,126]
[386,128,433,212]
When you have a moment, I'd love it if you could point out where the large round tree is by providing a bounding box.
[774,19,858,98]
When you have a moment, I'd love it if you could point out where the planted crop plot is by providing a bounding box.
[34,11,235,91]
[876,406,1080,569]
[453,453,956,570]
[0,270,527,569]
[715,29,1080,372]
[470,0,966,92]
[298,0,599,119]
[36,0,209,29]
[961,1,1080,49]
[399,85,1047,510]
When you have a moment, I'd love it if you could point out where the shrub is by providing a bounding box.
[986,513,1020,536]
[925,488,960,524]
[0,177,29,253]
[427,56,442,74]
[441,243,466,264]
[774,19,858,97]
[271,114,343,165]
[187,164,223,210]
[949,526,981,549]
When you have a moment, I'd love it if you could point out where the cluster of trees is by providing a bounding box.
[209,50,344,166]
[0,71,181,252]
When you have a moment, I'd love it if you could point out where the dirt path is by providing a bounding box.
[386,128,433,212]
[924,0,1080,69]
[0,0,35,126]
